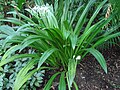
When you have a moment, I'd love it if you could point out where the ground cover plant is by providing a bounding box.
[0,0,120,90]
[0,55,44,90]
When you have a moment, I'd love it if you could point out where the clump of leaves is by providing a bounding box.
[0,0,120,90]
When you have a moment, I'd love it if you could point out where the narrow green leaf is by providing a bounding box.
[37,48,57,69]
[70,34,77,50]
[14,59,38,90]
[44,72,60,90]
[70,4,84,26]
[0,34,7,38]
[60,0,71,30]
[0,18,25,25]
[67,59,77,90]
[20,35,41,52]
[58,71,66,90]
[73,81,79,90]
[0,25,15,35]
[18,0,25,9]
[62,30,71,40]
[93,32,120,47]
[0,54,38,67]
[2,35,16,48]
[1,45,21,61]
[74,0,96,35]
[103,23,120,36]
[7,11,35,24]
[87,48,107,73]
[85,0,107,32]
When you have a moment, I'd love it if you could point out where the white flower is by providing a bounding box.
[73,55,75,58]
[76,55,81,60]
[29,4,58,28]
[73,55,81,60]
[32,4,52,15]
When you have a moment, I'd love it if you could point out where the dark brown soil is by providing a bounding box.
[75,47,120,90]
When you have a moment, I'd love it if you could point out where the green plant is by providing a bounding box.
[99,0,120,50]
[0,55,44,90]
[0,0,120,90]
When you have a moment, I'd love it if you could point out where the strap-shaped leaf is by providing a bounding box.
[0,34,7,38]
[0,25,15,35]
[47,11,59,28]
[103,23,120,36]
[0,18,25,25]
[1,45,21,61]
[0,54,38,67]
[67,59,77,90]
[58,71,66,90]
[37,48,57,69]
[87,48,107,73]
[74,0,96,35]
[85,0,107,32]
[73,81,79,90]
[18,0,25,10]
[19,35,41,52]
[70,34,78,50]
[44,72,60,90]
[70,4,84,26]
[93,32,120,47]
[2,35,16,48]
[14,59,38,90]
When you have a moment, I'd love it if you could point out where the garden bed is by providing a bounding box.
[75,46,120,90]
[41,46,120,90]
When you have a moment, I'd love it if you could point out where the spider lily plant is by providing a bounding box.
[0,0,120,90]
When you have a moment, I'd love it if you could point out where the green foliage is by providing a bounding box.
[44,72,60,90]
[58,71,66,90]
[17,0,25,10]
[87,48,107,73]
[0,56,44,90]
[109,0,120,16]
[67,59,77,90]
[0,0,120,90]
